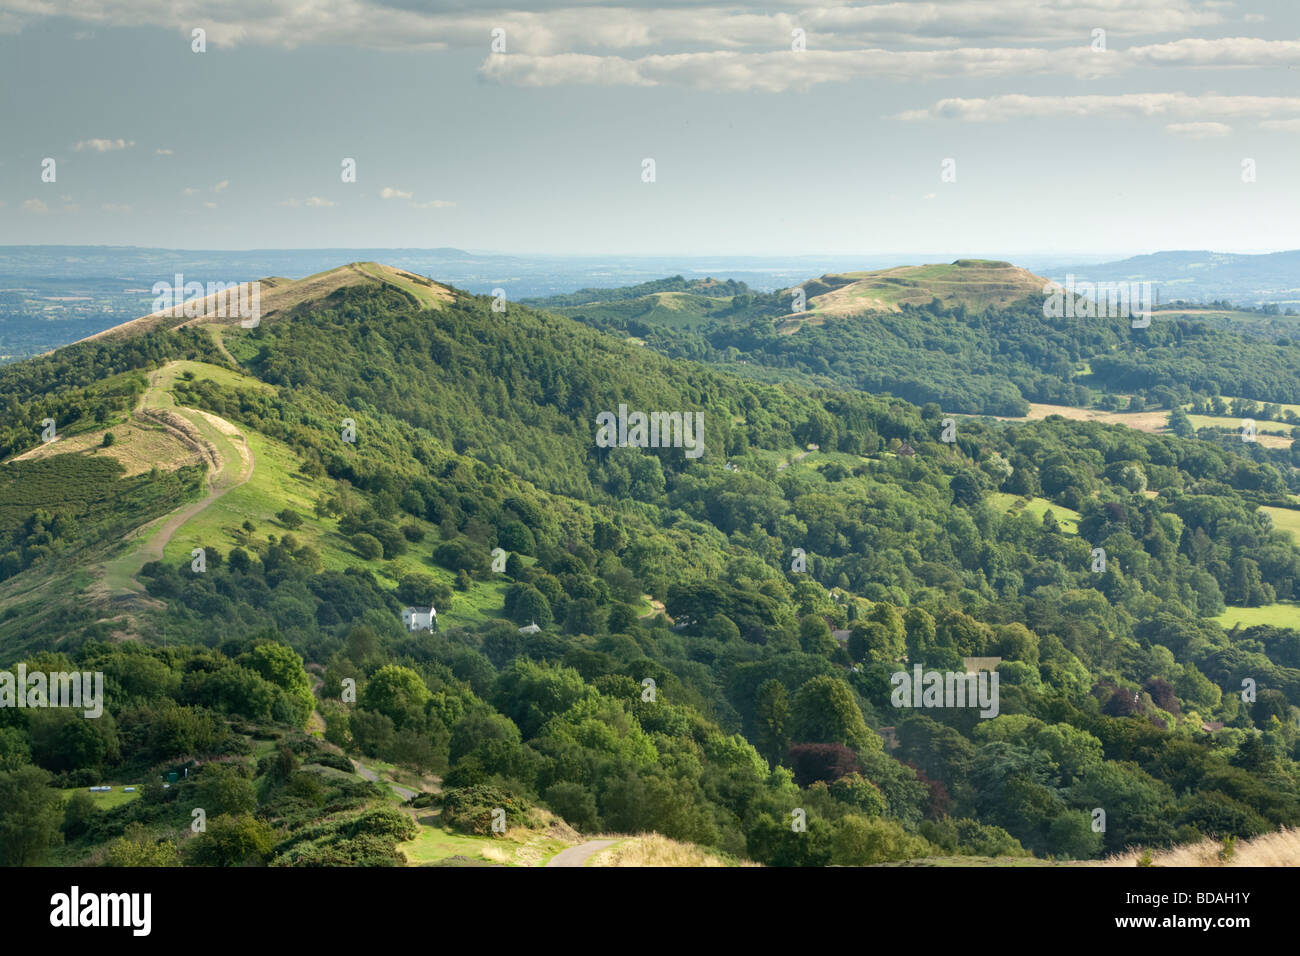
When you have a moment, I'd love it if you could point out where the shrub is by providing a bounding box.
[441,784,531,836]
[544,781,600,833]
[187,813,275,866]
[351,533,382,560]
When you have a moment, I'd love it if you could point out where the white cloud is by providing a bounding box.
[280,196,336,207]
[102,202,132,212]
[203,201,218,209]
[182,187,198,196]
[22,199,49,213]
[0,1,1230,53]
[74,138,134,152]
[380,187,413,199]
[2,3,1291,95]
[896,93,1300,123]
[477,36,1300,93]
[1260,119,1300,131]
[1128,37,1300,68]
[411,199,456,209]
[212,180,229,192]
[478,46,1128,93]
[155,147,174,155]
[1165,121,1232,138]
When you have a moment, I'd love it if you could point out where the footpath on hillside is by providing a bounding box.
[100,362,255,595]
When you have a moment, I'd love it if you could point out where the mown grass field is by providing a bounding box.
[1263,505,1300,541]
[988,493,1081,534]
[60,786,142,810]
[1214,601,1300,630]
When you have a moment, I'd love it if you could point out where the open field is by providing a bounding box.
[1263,505,1300,540]
[1214,601,1300,630]
[60,786,142,811]
[1017,403,1169,432]
[985,402,1295,448]
[1186,414,1292,447]
[988,493,1081,534]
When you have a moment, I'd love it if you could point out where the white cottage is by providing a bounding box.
[402,606,437,632]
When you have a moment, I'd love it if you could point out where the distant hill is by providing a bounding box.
[1049,249,1300,308]
[528,258,1300,418]
[533,260,1050,334]
[79,262,453,344]
[782,259,1047,330]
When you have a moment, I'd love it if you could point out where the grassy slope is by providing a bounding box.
[138,361,513,630]
[988,493,1081,535]
[2,354,514,635]
[792,260,1046,328]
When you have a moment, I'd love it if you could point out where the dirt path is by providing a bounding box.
[135,441,252,566]
[353,759,417,801]
[107,362,255,593]
[545,839,616,868]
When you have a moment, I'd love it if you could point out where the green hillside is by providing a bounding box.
[2,263,1300,870]
[529,262,1300,453]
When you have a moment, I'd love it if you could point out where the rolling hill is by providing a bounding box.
[780,259,1047,329]
[1050,249,1300,309]
[2,261,1300,870]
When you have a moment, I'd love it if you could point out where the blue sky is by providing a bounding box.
[2,1,1299,257]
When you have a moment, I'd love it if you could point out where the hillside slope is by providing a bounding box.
[1,262,1300,870]
[784,259,1047,328]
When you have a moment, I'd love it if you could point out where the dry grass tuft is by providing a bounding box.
[1101,828,1300,867]
[588,833,756,867]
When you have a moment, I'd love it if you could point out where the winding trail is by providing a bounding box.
[545,840,616,868]
[104,362,255,594]
[353,759,418,802]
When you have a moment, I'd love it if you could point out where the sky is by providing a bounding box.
[1,0,1299,258]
